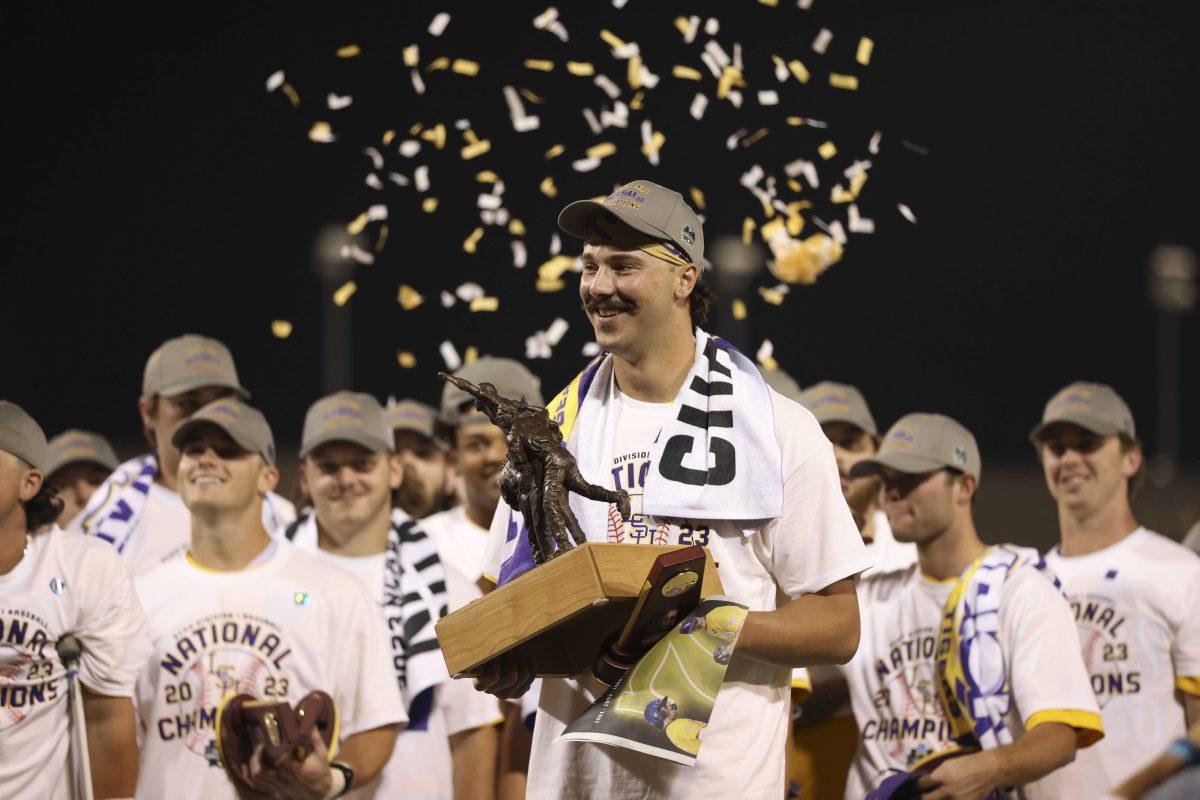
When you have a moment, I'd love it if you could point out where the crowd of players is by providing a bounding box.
[2,182,1200,800]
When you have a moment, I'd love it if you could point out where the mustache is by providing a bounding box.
[583,296,637,314]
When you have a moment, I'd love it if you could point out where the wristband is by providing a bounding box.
[321,765,347,800]
[1165,737,1200,767]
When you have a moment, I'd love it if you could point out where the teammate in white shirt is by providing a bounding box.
[1031,382,1200,797]
[385,399,456,520]
[475,180,871,800]
[71,334,295,575]
[43,429,120,526]
[843,412,1103,799]
[134,397,405,799]
[1,401,151,800]
[289,391,502,800]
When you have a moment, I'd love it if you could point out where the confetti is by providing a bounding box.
[705,17,720,35]
[586,142,617,159]
[397,351,417,368]
[847,204,875,234]
[463,227,485,253]
[829,73,859,90]
[812,28,832,54]
[422,197,439,213]
[546,317,570,345]
[461,139,492,159]
[477,193,503,210]
[788,60,810,83]
[732,299,748,320]
[533,7,558,29]
[399,140,421,158]
[340,244,375,265]
[674,16,700,43]
[347,212,370,235]
[524,59,555,71]
[742,127,769,146]
[767,228,843,284]
[397,285,424,310]
[582,342,602,357]
[572,157,601,172]
[332,281,357,306]
[308,122,335,143]
[470,296,500,312]
[327,93,353,110]
[365,174,383,190]
[672,65,702,81]
[689,93,709,120]
[281,84,300,106]
[857,37,875,66]
[540,176,558,197]
[869,130,882,154]
[757,90,779,106]
[441,291,456,308]
[420,123,447,149]
[266,70,285,92]
[756,340,779,371]
[411,70,426,95]
[599,29,627,51]
[403,44,420,67]
[464,347,479,365]
[271,320,293,339]
[818,141,838,159]
[641,123,665,164]
[690,187,706,210]
[439,341,461,370]
[363,147,384,170]
[742,217,757,245]
[414,165,430,192]
[511,240,528,267]
[428,12,451,37]
[898,203,918,223]
[451,59,480,76]
[594,74,621,99]
[567,61,595,76]
[758,286,786,305]
[508,219,527,236]
[336,44,361,58]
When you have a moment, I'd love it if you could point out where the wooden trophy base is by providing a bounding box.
[436,543,723,678]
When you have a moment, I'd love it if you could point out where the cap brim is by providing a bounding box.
[171,417,258,457]
[557,200,673,247]
[1029,415,1122,443]
[299,430,392,460]
[159,375,252,401]
[849,451,950,478]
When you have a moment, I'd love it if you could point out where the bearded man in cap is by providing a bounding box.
[1031,382,1200,798]
[71,334,295,574]
[385,399,455,520]
[475,180,873,800]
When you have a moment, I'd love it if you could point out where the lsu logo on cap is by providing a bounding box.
[605,183,649,210]
[207,402,241,421]
[183,344,227,375]
[812,390,852,412]
[321,401,366,428]
[681,225,696,246]
[888,427,916,450]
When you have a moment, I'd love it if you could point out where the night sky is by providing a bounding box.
[3,0,1197,465]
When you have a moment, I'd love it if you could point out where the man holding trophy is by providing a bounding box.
[473,180,873,800]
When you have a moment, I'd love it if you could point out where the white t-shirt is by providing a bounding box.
[423,506,491,586]
[306,546,502,800]
[863,510,917,577]
[1039,528,1200,798]
[133,540,407,800]
[502,387,873,800]
[842,560,1102,800]
[0,527,150,800]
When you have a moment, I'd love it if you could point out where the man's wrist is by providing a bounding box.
[321,762,354,799]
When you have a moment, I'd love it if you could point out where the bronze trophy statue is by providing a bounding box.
[439,372,632,564]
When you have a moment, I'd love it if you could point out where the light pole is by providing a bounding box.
[1147,245,1197,484]
[312,224,358,394]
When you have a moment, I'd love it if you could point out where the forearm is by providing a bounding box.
[794,666,851,727]
[82,691,139,799]
[336,726,400,786]
[496,703,531,800]
[992,721,1077,788]
[734,579,860,668]
[451,724,499,800]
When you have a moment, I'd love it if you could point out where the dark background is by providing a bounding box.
[3,1,1197,538]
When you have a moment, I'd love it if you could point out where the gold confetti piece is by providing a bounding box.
[587,142,617,159]
[397,351,417,368]
[382,130,396,145]
[758,0,779,6]
[539,255,575,281]
[732,299,748,320]
[788,60,810,83]
[672,65,702,80]
[470,296,500,312]
[476,170,498,182]
[742,127,769,147]
[420,123,447,149]
[674,16,691,36]
[567,61,595,76]
[336,44,361,58]
[599,29,626,49]
[716,66,746,99]
[333,281,357,307]
[508,219,526,236]
[690,187,706,210]
[463,346,479,364]
[760,353,780,371]
[519,87,545,104]
[281,84,300,106]
[770,233,843,285]
[536,278,566,293]
[452,59,480,76]
[627,55,644,89]
[271,320,293,339]
[758,286,786,305]
[787,178,803,192]
[831,185,855,204]
[761,217,786,241]
[850,171,869,197]
[540,176,557,197]
[403,44,419,67]
[375,225,389,252]
[461,139,492,160]
[397,284,424,310]
[544,144,565,160]
[641,130,666,157]
[630,91,645,110]
[829,73,859,90]
[463,227,485,253]
[857,37,874,66]
[409,122,423,135]
[422,197,439,213]
[308,121,335,143]
[786,116,805,126]
[427,57,450,71]
[742,217,757,245]
[463,129,480,145]
[347,212,370,235]
[524,59,554,71]
[818,141,838,159]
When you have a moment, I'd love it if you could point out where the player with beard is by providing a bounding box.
[43,429,119,527]
[1031,383,1200,798]
[385,399,455,519]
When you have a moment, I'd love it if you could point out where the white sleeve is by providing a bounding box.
[1170,559,1200,692]
[438,679,504,737]
[333,577,409,737]
[1001,567,1103,740]
[765,408,872,598]
[481,496,516,585]
[72,540,152,697]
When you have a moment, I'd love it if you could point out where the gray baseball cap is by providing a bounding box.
[441,357,544,425]
[797,381,878,436]
[301,391,392,459]
[0,401,49,472]
[850,413,981,480]
[1030,382,1136,441]
[45,430,120,477]
[761,368,803,404]
[558,179,705,265]
[171,398,276,466]
[143,334,250,399]
[384,398,449,449]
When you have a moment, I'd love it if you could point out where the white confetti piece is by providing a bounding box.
[441,291,456,308]
[456,282,485,301]
[573,157,601,172]
[363,147,383,170]
[428,12,451,37]
[266,70,285,92]
[367,205,388,222]
[757,90,779,106]
[477,193,503,210]
[726,128,748,150]
[308,122,335,143]
[327,93,353,110]
[511,240,528,268]
[387,172,410,186]
[480,210,497,225]
[756,339,775,364]
[414,166,430,192]
[526,331,551,360]
[340,244,375,265]
[847,204,875,234]
[740,164,765,187]
[365,173,383,190]
[773,56,789,82]
[682,16,700,44]
[690,93,708,120]
[594,74,621,99]
[898,203,918,223]
[533,6,558,28]
[411,69,426,95]
[812,28,833,54]
[733,42,744,72]
[705,17,720,35]
[704,40,731,69]
[582,108,603,135]
[399,140,421,158]
[514,115,541,132]
[783,158,818,188]
[547,20,569,41]
[546,317,569,345]
[439,340,461,370]
[613,0,630,7]
[613,42,641,59]
[902,140,931,156]
[844,159,872,179]
[805,118,828,129]
[798,0,814,8]
[727,91,743,108]
[582,342,602,357]
[550,233,562,256]
[599,102,630,129]
[869,130,882,155]
[828,220,847,245]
